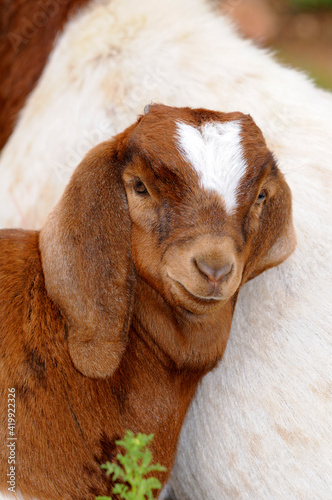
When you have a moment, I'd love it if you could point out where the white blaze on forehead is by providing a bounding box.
[176,120,247,213]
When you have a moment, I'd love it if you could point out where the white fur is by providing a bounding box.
[0,0,331,498]
[176,120,246,212]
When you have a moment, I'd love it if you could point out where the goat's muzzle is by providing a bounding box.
[163,235,243,314]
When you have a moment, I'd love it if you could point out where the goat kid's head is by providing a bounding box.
[40,104,296,378]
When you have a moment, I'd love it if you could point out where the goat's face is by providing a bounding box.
[40,104,296,377]
[122,105,296,315]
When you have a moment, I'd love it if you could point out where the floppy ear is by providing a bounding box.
[246,179,297,281]
[40,137,135,378]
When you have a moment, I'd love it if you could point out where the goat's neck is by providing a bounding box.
[116,277,235,469]
[132,276,235,373]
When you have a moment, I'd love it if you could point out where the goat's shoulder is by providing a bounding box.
[0,228,40,270]
[0,229,66,387]
[0,229,41,305]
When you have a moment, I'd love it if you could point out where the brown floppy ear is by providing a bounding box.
[40,137,135,378]
[247,176,297,281]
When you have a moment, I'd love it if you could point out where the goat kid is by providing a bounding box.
[0,105,295,500]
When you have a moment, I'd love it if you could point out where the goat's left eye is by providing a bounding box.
[133,180,148,195]
[256,190,267,205]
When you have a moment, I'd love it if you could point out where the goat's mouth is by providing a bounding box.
[169,278,228,312]
[178,282,223,301]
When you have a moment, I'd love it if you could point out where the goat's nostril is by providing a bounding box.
[195,259,233,283]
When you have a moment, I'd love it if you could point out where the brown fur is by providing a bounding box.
[0,0,91,150]
[0,105,296,499]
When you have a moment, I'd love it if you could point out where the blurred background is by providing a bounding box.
[220,0,332,90]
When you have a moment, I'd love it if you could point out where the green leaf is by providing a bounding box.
[144,477,162,490]
[97,431,166,500]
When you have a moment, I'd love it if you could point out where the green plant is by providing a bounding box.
[96,431,166,500]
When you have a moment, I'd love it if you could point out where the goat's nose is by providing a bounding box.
[195,258,233,283]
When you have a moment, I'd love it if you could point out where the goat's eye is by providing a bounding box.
[133,179,148,195]
[256,189,267,205]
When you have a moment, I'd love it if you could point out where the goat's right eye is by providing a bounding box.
[133,179,148,195]
[256,189,267,205]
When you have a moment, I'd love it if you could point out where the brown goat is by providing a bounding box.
[0,105,296,500]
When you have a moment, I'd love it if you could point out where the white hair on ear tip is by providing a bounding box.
[144,104,152,114]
